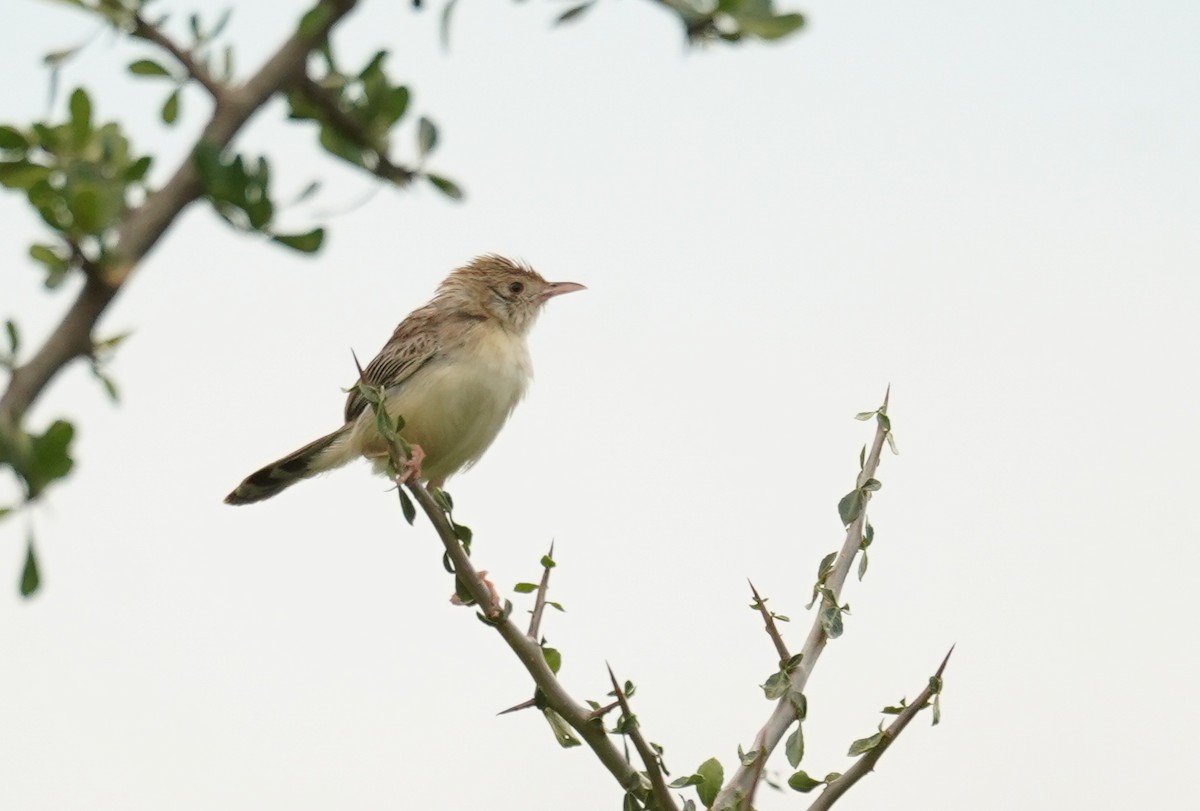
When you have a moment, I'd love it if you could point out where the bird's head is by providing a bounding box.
[438,255,585,334]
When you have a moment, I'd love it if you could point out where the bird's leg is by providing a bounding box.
[394,443,426,485]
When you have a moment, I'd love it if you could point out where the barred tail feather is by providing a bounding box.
[224,426,352,505]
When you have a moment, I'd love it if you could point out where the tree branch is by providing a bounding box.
[0,0,359,429]
[806,646,954,811]
[286,74,416,186]
[607,665,679,811]
[402,479,641,793]
[713,388,893,808]
[527,541,555,639]
[748,580,790,664]
[131,12,225,100]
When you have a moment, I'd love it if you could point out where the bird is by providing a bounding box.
[224,255,585,505]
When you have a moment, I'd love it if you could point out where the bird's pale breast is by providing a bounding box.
[355,325,532,483]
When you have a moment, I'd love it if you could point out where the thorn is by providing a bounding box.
[883,382,891,408]
[351,348,366,381]
[497,697,539,716]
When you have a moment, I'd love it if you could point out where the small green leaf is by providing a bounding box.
[452,523,472,543]
[546,601,565,612]
[23,419,76,498]
[854,410,875,421]
[847,730,886,756]
[417,116,437,155]
[541,646,561,674]
[68,88,91,135]
[128,59,173,78]
[695,757,724,808]
[738,745,758,766]
[784,653,804,672]
[820,603,843,639]
[862,477,881,492]
[161,89,180,124]
[271,227,325,253]
[932,692,942,726]
[817,551,837,580]
[787,770,822,793]
[513,582,538,593]
[761,669,789,700]
[124,155,153,183]
[736,13,806,41]
[857,551,868,581]
[5,319,19,354]
[0,126,29,151]
[540,554,556,569]
[543,709,582,748]
[789,690,807,719]
[785,723,804,768]
[425,173,463,200]
[20,535,40,597]
[668,774,703,789]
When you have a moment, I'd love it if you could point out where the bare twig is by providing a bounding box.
[607,664,680,811]
[713,388,893,809]
[749,580,790,664]
[527,541,555,639]
[402,479,640,792]
[0,0,359,429]
[807,646,954,811]
[287,74,416,185]
[131,13,225,100]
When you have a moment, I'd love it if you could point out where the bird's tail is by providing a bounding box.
[224,425,352,505]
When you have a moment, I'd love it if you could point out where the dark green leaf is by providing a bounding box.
[271,228,325,253]
[540,554,556,569]
[396,488,416,525]
[124,155,153,183]
[5,319,19,354]
[417,116,437,155]
[847,730,886,756]
[0,126,29,151]
[541,646,561,674]
[452,523,472,543]
[20,535,40,597]
[543,709,582,748]
[837,488,864,525]
[862,477,881,492]
[128,59,173,78]
[546,600,565,612]
[789,690,807,719]
[877,412,891,432]
[820,604,843,639]
[24,419,75,498]
[161,89,180,124]
[784,653,804,672]
[68,88,91,143]
[378,85,410,127]
[787,770,821,793]
[425,173,463,200]
[817,551,837,579]
[785,724,804,768]
[735,13,805,40]
[695,757,723,808]
[513,582,538,593]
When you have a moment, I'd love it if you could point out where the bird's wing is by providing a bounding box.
[344,318,440,423]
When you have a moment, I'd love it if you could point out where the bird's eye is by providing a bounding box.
[508,281,525,295]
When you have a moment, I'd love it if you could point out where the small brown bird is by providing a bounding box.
[225,255,584,505]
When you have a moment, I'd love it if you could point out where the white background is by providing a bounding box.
[2,1,1198,809]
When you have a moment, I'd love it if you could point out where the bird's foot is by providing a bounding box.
[394,443,426,485]
[450,570,502,608]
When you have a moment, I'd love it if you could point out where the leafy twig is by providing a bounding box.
[527,541,555,639]
[0,0,360,429]
[713,387,893,808]
[400,478,640,792]
[131,12,225,99]
[607,664,679,811]
[806,646,954,811]
[287,74,416,185]
[749,580,790,664]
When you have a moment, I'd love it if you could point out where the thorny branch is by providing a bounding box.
[749,579,791,664]
[807,646,954,811]
[608,665,679,811]
[713,388,894,809]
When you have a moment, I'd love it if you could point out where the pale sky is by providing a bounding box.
[2,1,1198,809]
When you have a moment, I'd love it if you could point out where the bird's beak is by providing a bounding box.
[542,281,587,299]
